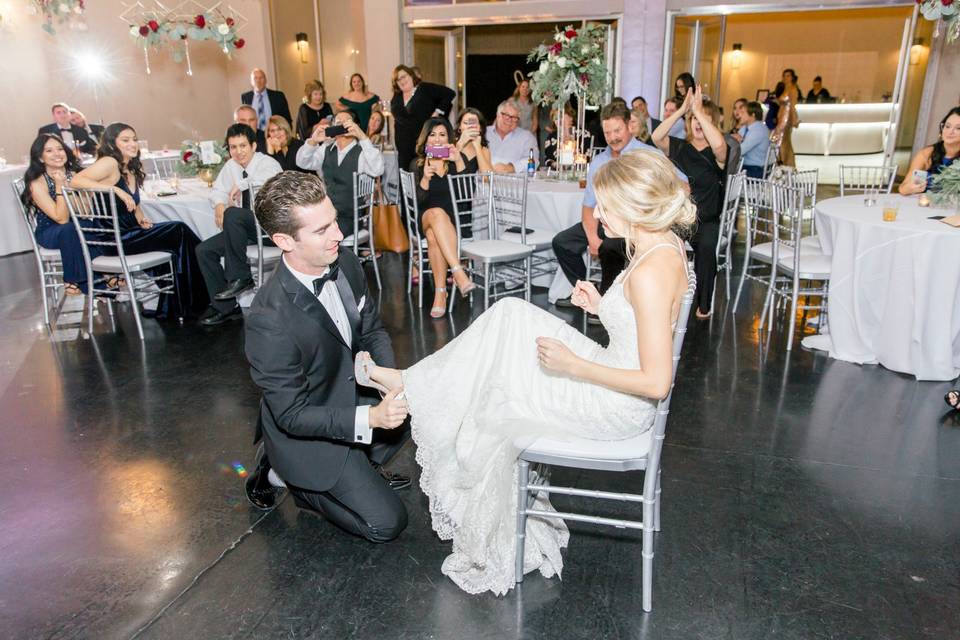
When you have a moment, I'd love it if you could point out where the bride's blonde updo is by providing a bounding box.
[592,148,697,255]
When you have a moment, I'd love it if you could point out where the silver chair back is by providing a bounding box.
[762,142,780,180]
[838,164,897,196]
[447,172,492,243]
[151,156,179,180]
[489,173,529,241]
[13,178,66,327]
[399,169,433,307]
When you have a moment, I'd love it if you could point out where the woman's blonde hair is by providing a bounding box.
[592,149,697,258]
[629,107,649,142]
[304,81,325,103]
[267,115,294,149]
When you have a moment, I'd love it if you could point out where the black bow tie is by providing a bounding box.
[60,128,71,132]
[312,262,340,295]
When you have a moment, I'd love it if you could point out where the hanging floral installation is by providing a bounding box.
[918,0,959,44]
[29,0,88,35]
[119,1,247,75]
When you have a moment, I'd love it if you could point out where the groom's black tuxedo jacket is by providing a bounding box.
[244,251,395,492]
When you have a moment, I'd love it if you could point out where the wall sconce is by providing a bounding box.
[295,32,308,64]
[731,43,742,70]
[909,37,925,66]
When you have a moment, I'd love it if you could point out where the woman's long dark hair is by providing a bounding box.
[98,122,145,188]
[456,108,489,148]
[20,134,82,208]
[675,72,695,98]
[414,117,455,168]
[929,106,960,170]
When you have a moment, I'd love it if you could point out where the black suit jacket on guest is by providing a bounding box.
[244,250,396,493]
[390,81,457,171]
[38,123,97,154]
[241,88,293,127]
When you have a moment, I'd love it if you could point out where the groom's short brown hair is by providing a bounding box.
[254,172,328,239]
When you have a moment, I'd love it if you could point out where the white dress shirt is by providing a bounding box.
[295,138,384,177]
[485,125,539,173]
[210,152,282,208]
[282,256,373,444]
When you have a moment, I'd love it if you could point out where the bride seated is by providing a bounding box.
[358,148,696,596]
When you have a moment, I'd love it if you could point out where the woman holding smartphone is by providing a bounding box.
[455,108,493,173]
[411,117,476,318]
[900,106,960,195]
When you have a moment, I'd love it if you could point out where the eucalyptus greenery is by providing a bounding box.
[930,162,960,209]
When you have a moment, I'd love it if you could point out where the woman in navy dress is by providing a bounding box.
[21,134,95,295]
[69,122,208,320]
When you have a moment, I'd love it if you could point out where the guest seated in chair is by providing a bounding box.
[38,102,97,156]
[265,115,306,173]
[899,106,960,196]
[295,108,384,238]
[69,122,208,320]
[486,100,539,174]
[552,102,664,323]
[21,134,94,295]
[454,108,493,174]
[68,108,104,146]
[410,117,477,318]
[194,124,282,326]
[735,102,770,179]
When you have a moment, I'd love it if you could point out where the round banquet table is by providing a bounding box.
[522,178,585,302]
[140,178,220,240]
[0,163,35,257]
[803,195,960,381]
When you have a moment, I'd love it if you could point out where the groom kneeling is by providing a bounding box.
[244,171,411,542]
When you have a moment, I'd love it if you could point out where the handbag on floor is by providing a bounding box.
[372,180,409,254]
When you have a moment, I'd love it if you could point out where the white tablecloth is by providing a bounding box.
[140,178,219,239]
[0,164,36,257]
[809,195,960,381]
[523,179,584,301]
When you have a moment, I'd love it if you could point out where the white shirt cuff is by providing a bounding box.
[354,405,373,444]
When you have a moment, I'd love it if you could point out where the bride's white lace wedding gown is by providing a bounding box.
[403,244,681,596]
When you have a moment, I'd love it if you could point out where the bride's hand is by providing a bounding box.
[536,337,579,375]
[570,280,601,315]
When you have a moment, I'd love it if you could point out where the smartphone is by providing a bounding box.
[425,145,450,159]
[928,215,946,220]
[913,169,928,184]
[325,125,348,138]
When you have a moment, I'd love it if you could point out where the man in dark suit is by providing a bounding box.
[38,102,97,155]
[241,68,292,131]
[68,107,104,144]
[631,96,660,140]
[244,171,411,543]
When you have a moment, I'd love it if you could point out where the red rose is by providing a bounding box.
[148,19,159,32]
[234,38,245,49]
[194,14,205,28]
[565,29,577,39]
[183,151,193,163]
[550,42,562,55]
[226,17,235,27]
[943,0,954,6]
[580,73,588,84]
[138,25,149,36]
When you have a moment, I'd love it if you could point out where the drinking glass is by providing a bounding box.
[138,140,149,154]
[882,198,899,222]
[863,188,879,207]
[168,174,180,192]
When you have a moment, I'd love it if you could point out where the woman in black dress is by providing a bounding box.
[295,81,334,141]
[653,85,727,318]
[21,134,94,295]
[265,115,307,172]
[68,122,208,320]
[411,117,476,318]
[391,64,456,174]
[454,108,493,174]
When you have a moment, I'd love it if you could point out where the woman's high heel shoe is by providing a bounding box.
[430,288,447,319]
[946,390,960,412]
[450,265,477,298]
[354,352,389,394]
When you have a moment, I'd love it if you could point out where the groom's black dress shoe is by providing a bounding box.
[245,462,285,510]
[374,464,411,490]
[215,277,255,301]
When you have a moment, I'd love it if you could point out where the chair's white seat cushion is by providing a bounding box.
[778,251,832,279]
[750,239,822,261]
[502,229,554,250]
[92,251,171,272]
[799,235,822,251]
[341,229,371,247]
[518,430,653,461]
[462,239,534,262]
[38,247,61,261]
[246,245,283,261]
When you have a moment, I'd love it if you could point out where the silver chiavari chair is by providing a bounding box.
[341,172,380,290]
[838,164,897,196]
[12,178,66,328]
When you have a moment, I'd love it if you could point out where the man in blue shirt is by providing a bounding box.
[735,101,771,178]
[552,103,666,317]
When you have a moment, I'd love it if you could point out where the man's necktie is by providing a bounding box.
[256,93,267,130]
[241,170,250,209]
[312,261,340,296]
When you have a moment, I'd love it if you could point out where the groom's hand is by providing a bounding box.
[370,388,408,429]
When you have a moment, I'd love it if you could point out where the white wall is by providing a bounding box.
[1,0,272,159]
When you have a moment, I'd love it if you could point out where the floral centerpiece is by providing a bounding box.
[930,162,960,209]
[178,140,227,186]
[918,0,959,43]
[125,6,246,74]
[29,0,86,35]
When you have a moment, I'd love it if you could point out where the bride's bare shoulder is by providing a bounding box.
[622,247,686,305]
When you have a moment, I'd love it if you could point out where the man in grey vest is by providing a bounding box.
[296,109,384,238]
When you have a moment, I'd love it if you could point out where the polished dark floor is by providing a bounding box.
[1,248,958,640]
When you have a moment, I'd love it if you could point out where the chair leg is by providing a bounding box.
[654,469,662,533]
[642,495,655,612]
[87,283,95,337]
[515,459,530,584]
[482,263,490,310]
[732,253,750,314]
[370,238,382,291]
[39,273,51,328]
[524,257,531,302]
[759,265,776,333]
[126,271,145,341]
[786,274,800,351]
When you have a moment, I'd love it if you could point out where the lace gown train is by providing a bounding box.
[403,271,660,595]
